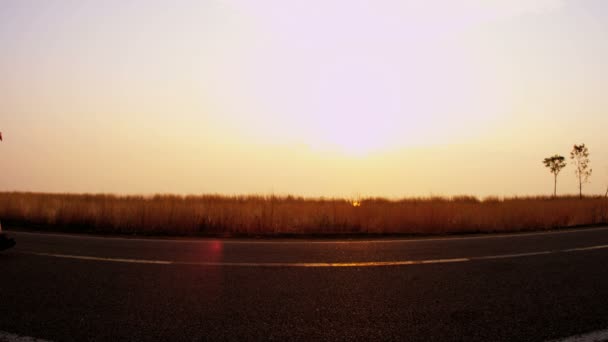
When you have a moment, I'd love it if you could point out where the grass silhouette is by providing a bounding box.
[1,192,607,236]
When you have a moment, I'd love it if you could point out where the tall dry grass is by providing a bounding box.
[0,192,607,236]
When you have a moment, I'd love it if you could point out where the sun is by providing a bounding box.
[301,57,403,156]
[210,10,504,156]
[310,114,396,156]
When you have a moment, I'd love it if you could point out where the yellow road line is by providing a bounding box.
[21,251,469,267]
[19,241,608,268]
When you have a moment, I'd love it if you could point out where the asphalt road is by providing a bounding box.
[2,228,608,341]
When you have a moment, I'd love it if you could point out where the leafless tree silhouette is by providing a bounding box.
[570,144,592,199]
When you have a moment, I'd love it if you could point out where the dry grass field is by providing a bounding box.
[0,192,607,236]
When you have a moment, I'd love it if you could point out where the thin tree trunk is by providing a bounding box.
[579,174,583,199]
[554,174,557,197]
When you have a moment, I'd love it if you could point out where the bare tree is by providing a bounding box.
[570,144,592,199]
[543,155,566,197]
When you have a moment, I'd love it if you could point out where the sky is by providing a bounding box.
[1,0,608,197]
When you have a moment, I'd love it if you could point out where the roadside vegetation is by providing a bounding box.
[1,192,607,236]
[543,144,594,198]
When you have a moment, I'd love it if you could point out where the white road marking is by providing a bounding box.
[474,251,553,260]
[548,328,608,342]
[562,244,608,253]
[0,331,51,342]
[17,241,608,268]
[8,225,608,245]
[28,252,172,265]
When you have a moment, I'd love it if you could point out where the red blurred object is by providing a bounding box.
[0,131,3,141]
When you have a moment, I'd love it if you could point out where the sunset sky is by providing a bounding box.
[1,0,608,197]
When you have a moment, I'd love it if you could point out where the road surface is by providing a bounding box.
[2,227,608,341]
